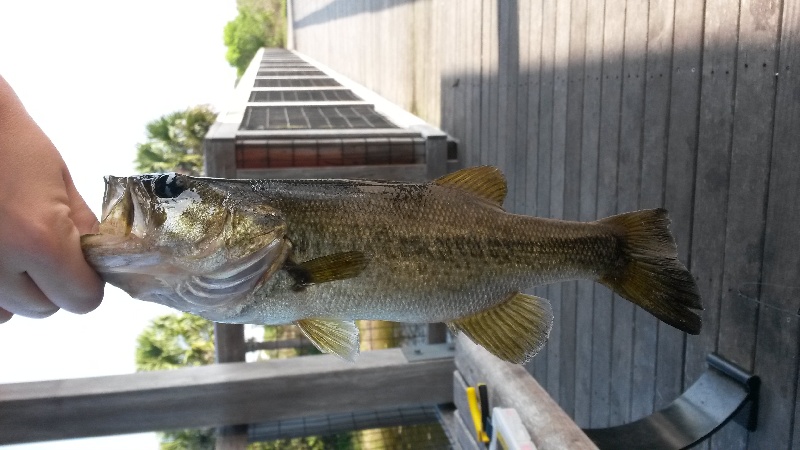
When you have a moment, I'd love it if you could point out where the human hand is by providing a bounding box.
[0,75,104,323]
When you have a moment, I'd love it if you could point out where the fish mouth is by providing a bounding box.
[98,176,135,237]
[81,176,155,272]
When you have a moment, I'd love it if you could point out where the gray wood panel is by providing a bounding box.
[535,0,557,398]
[610,0,647,426]
[289,0,800,446]
[590,0,626,428]
[498,0,519,211]
[522,0,548,386]
[551,0,571,416]
[673,0,711,391]
[751,1,800,448]
[512,0,531,215]
[632,0,674,422]
[715,0,781,447]
[560,0,586,420]
[689,0,739,444]
[574,0,604,428]
[0,349,453,444]
[479,0,493,167]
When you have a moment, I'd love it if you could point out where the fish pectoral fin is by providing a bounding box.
[295,318,360,362]
[286,251,368,290]
[448,292,553,364]
[434,166,507,208]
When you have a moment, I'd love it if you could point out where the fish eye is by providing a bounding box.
[152,173,186,199]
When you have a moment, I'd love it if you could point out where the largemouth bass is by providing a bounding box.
[81,167,702,363]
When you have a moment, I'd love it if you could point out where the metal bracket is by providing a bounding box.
[402,343,456,362]
[583,353,760,450]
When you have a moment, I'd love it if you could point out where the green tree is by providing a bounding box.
[135,105,217,176]
[135,313,215,371]
[136,313,216,449]
[224,0,286,77]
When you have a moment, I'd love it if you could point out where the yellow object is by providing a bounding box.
[466,386,490,443]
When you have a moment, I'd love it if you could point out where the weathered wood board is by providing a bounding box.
[289,1,800,447]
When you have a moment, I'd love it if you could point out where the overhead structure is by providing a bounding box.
[204,48,458,182]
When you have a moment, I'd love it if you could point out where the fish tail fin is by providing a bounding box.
[598,208,703,334]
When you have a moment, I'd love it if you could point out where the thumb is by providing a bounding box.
[62,168,99,235]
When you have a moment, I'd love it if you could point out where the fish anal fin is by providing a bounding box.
[286,251,368,290]
[295,318,360,362]
[434,166,507,207]
[448,292,553,364]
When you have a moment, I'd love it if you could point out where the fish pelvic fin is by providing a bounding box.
[296,318,360,362]
[598,208,703,334]
[449,292,553,364]
[434,166,507,208]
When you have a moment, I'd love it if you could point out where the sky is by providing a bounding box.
[0,0,239,448]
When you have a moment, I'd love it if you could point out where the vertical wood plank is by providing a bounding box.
[670,0,721,408]
[574,0,605,428]
[671,0,711,390]
[590,0,625,428]
[486,0,499,167]
[468,0,483,168]
[717,0,780,366]
[750,1,800,448]
[523,0,546,384]
[548,0,571,407]
[685,0,739,417]
[537,0,558,401]
[495,0,511,195]
[436,0,444,123]
[715,0,782,447]
[450,0,467,159]
[479,0,493,166]
[558,0,584,419]
[609,0,648,426]
[631,0,675,421]
[501,0,520,211]
[513,0,532,215]
[794,361,800,450]
[495,0,509,176]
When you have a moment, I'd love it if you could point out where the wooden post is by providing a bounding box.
[214,323,246,364]
[213,323,247,449]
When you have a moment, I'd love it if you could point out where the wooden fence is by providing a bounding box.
[290,1,800,449]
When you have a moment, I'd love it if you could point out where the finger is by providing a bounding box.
[0,308,14,324]
[0,271,60,318]
[25,214,104,314]
[62,167,100,234]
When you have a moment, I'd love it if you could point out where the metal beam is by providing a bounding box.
[0,348,454,445]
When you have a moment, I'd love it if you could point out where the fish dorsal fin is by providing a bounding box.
[295,318,360,362]
[286,251,368,290]
[448,292,553,364]
[434,166,508,207]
